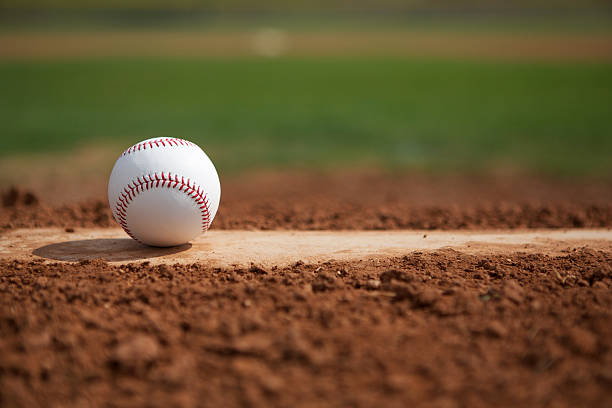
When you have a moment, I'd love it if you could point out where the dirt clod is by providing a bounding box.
[566,327,599,355]
[110,335,161,373]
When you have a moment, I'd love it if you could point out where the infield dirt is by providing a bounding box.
[1,171,611,407]
[3,170,612,231]
[2,31,611,61]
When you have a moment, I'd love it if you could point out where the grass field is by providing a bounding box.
[1,57,611,175]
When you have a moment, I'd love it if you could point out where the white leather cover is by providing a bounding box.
[108,137,221,247]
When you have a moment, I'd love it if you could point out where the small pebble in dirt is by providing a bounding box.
[380,269,413,284]
[110,335,160,372]
[318,270,336,282]
[486,321,508,338]
[593,281,608,289]
[249,264,268,275]
[502,280,524,304]
[365,279,381,290]
[415,288,440,307]
[566,327,598,355]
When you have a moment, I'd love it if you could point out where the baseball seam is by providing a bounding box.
[122,137,196,156]
[113,172,211,243]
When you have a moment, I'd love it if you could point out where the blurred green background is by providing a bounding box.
[1,0,611,177]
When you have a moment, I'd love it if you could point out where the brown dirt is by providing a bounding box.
[2,172,612,231]
[1,31,612,61]
[1,250,611,407]
[2,171,612,407]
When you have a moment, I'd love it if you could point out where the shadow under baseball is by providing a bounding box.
[33,239,192,262]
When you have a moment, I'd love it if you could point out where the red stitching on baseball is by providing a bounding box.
[122,138,196,156]
[113,172,211,243]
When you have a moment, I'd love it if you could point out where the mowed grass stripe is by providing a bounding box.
[1,57,611,174]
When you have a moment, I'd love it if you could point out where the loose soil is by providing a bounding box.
[2,171,612,231]
[1,171,612,407]
[1,250,611,407]
[1,31,611,61]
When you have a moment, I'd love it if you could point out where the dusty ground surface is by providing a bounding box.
[2,171,612,231]
[1,172,612,407]
[1,249,611,407]
[1,31,611,61]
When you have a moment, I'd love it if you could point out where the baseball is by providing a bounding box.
[108,137,221,247]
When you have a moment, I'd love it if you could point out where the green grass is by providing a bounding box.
[1,57,611,175]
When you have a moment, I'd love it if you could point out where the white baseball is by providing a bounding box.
[108,137,221,247]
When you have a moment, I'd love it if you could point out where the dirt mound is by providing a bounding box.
[1,249,611,407]
[2,172,612,230]
[215,201,612,230]
[3,199,611,231]
[1,198,113,230]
